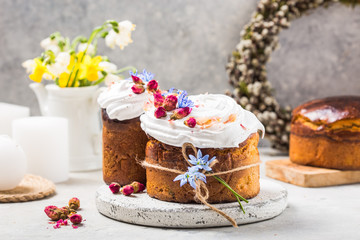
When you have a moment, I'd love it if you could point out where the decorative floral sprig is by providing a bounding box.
[153,88,195,124]
[130,69,159,94]
[174,150,248,213]
[173,166,207,189]
[23,20,136,88]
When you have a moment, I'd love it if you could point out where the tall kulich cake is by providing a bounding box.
[98,71,159,185]
[140,93,264,204]
[290,96,360,170]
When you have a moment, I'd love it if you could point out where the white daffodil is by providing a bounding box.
[99,61,117,73]
[105,21,135,50]
[40,37,61,56]
[47,52,71,78]
[22,59,36,73]
[78,43,96,56]
[118,20,136,32]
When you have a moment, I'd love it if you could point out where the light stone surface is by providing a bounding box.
[95,179,287,228]
[0,148,359,240]
[1,1,359,116]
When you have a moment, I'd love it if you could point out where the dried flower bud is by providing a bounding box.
[69,197,80,210]
[163,95,178,111]
[131,84,145,94]
[44,206,61,221]
[131,75,143,84]
[154,107,167,118]
[147,80,158,92]
[170,107,191,120]
[153,93,165,108]
[59,206,70,217]
[130,181,145,193]
[184,117,196,128]
[69,213,83,225]
[109,182,121,194]
[121,185,134,196]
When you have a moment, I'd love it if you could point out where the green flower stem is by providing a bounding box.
[114,66,137,74]
[212,175,249,203]
[235,195,245,214]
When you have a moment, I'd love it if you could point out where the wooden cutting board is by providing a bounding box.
[265,159,360,187]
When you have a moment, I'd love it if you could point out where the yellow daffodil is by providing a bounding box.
[78,54,103,81]
[29,58,54,82]
[58,72,79,88]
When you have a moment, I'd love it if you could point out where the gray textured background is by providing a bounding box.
[0,0,359,116]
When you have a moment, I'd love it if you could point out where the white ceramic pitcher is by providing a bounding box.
[30,83,103,171]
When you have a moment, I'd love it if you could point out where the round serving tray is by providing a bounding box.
[95,179,287,228]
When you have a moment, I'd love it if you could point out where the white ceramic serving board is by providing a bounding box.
[95,179,287,228]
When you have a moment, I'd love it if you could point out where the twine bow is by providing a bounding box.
[141,142,261,227]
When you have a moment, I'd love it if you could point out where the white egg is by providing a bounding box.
[0,135,27,191]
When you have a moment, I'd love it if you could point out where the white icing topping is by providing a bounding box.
[97,80,151,121]
[140,94,265,148]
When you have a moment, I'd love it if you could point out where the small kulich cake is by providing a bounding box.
[140,93,264,204]
[290,96,360,170]
[98,71,159,185]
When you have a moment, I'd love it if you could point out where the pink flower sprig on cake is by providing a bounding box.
[152,88,195,123]
[130,69,159,94]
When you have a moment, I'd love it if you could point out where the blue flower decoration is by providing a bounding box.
[177,90,194,108]
[174,166,206,189]
[129,69,154,83]
[188,150,216,172]
[161,87,176,97]
[173,149,216,189]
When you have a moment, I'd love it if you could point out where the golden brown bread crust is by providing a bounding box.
[290,96,360,170]
[145,133,260,204]
[290,134,360,170]
[102,109,147,185]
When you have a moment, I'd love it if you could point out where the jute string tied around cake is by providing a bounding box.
[141,142,261,228]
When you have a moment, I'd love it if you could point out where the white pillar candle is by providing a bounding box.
[12,117,69,183]
[0,103,30,136]
[0,135,27,191]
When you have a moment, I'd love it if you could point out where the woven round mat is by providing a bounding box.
[0,174,56,203]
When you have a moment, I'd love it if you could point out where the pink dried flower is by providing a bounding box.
[153,93,165,108]
[72,225,78,229]
[109,182,121,194]
[69,213,83,225]
[69,197,80,210]
[131,75,143,84]
[170,107,192,120]
[121,185,134,196]
[147,80,158,92]
[184,117,197,128]
[58,206,70,219]
[154,107,167,118]
[131,84,145,94]
[163,95,178,111]
[131,181,145,193]
[44,205,61,221]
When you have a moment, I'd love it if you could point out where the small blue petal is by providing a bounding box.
[173,174,184,182]
[197,150,202,158]
[189,178,197,189]
[180,178,187,187]
[189,155,197,162]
